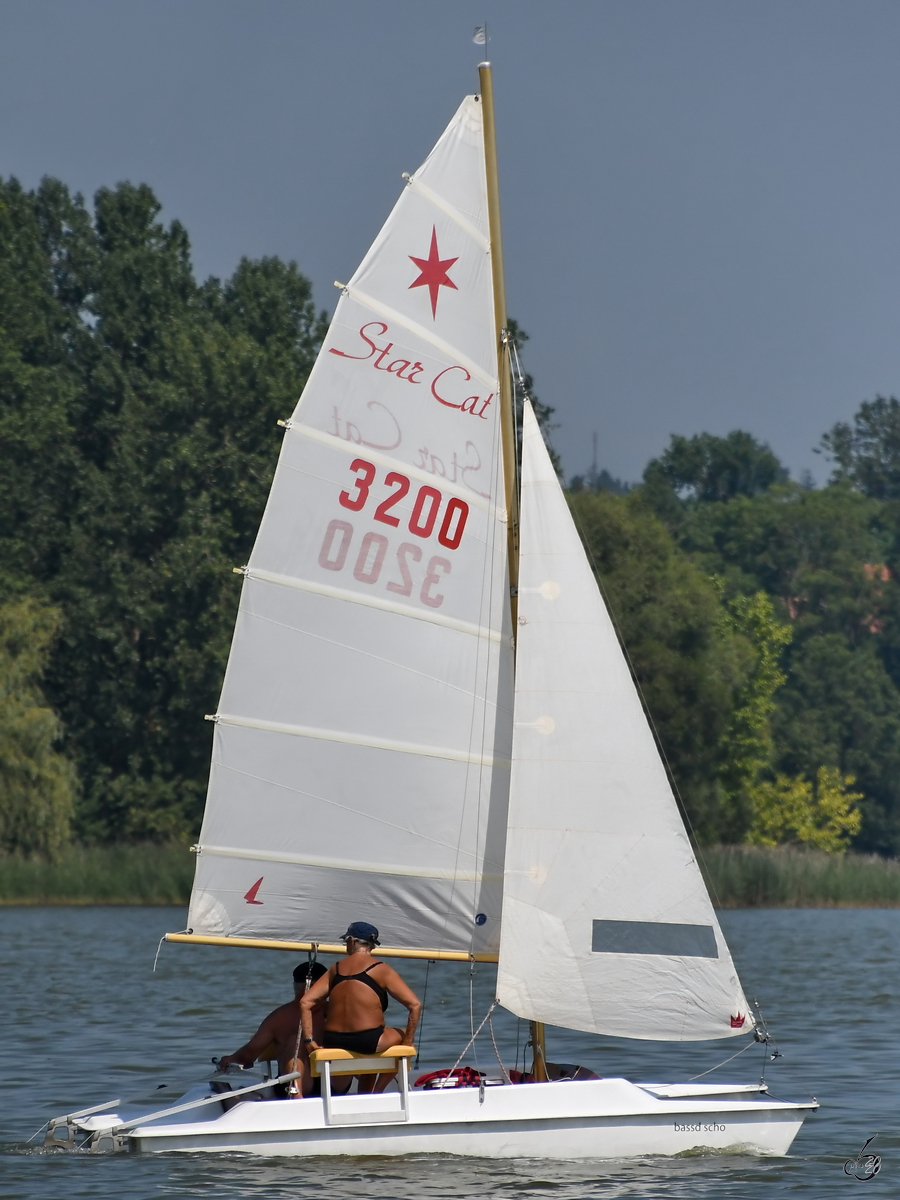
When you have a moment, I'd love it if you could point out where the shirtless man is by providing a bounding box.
[219,961,327,1096]
[300,921,421,1094]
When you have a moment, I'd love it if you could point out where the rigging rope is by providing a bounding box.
[288,946,318,1097]
[415,959,432,1067]
[488,1009,511,1082]
[444,999,500,1081]
[687,1038,756,1081]
[507,331,525,494]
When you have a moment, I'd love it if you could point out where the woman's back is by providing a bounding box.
[326,956,390,1031]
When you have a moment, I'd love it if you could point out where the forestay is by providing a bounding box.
[188,96,513,956]
[496,403,753,1040]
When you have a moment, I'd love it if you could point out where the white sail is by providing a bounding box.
[188,96,513,955]
[496,403,753,1040]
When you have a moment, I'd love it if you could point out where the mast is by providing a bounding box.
[478,62,519,621]
[478,60,547,1082]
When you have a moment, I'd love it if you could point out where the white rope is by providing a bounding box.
[507,331,525,493]
[152,928,189,972]
[488,1010,512,1082]
[688,1038,756,1081]
[288,955,317,1097]
[439,999,500,1085]
[152,935,166,973]
[509,335,528,396]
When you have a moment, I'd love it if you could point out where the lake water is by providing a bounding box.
[1,906,897,1198]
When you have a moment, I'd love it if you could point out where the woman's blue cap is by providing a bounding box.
[342,921,380,944]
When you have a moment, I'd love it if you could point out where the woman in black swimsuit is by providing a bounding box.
[300,921,421,1094]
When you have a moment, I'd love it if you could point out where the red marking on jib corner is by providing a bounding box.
[244,877,264,905]
[730,1013,746,1028]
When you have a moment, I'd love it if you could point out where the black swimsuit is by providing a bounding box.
[329,962,390,1010]
[322,1027,384,1054]
[323,963,389,1055]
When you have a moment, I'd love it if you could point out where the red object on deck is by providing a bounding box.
[414,1067,484,1089]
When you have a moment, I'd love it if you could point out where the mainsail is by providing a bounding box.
[188,96,513,956]
[496,403,753,1041]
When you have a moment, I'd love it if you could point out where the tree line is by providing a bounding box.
[1,175,897,857]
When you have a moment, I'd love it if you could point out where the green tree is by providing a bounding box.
[774,634,900,854]
[747,767,862,852]
[0,594,77,858]
[0,178,93,585]
[820,395,900,498]
[715,589,791,815]
[643,430,788,514]
[675,484,888,637]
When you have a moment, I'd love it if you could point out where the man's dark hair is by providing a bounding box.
[293,961,327,985]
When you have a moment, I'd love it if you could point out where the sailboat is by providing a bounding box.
[47,64,816,1159]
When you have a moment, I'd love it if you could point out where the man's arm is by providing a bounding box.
[379,966,422,1045]
[218,1011,279,1069]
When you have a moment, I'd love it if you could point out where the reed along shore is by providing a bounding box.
[0,842,193,904]
[700,845,900,907]
[3,842,900,906]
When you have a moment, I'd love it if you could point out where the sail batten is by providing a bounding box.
[239,568,504,641]
[496,403,753,1041]
[212,713,508,767]
[402,177,491,249]
[195,845,502,882]
[339,285,496,385]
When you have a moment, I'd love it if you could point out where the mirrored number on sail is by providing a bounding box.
[421,556,451,608]
[316,461,475,609]
[317,524,451,609]
[318,520,354,571]
[387,543,422,596]
[353,531,390,584]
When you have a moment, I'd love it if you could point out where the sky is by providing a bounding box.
[2,0,900,484]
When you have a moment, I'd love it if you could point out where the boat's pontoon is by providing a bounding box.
[47,1046,816,1158]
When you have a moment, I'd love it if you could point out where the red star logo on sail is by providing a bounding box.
[409,226,458,318]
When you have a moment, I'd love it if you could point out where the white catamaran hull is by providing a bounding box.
[74,1079,815,1159]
